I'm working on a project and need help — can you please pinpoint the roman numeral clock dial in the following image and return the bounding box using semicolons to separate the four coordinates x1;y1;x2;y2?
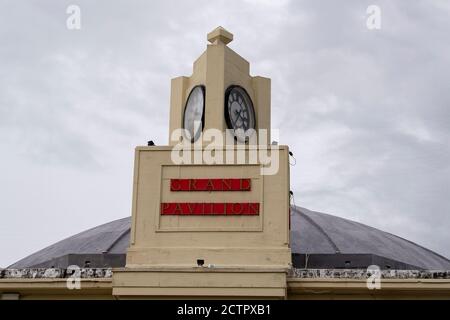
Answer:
224;86;256;142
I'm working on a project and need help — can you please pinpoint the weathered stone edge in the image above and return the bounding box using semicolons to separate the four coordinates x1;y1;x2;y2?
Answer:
0;268;112;279
289;268;450;279
2;268;450;279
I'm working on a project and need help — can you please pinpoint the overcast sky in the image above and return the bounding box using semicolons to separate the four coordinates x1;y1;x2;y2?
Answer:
1;0;449;267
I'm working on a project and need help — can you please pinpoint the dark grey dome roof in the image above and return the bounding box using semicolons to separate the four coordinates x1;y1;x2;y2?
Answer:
9;207;450;270
290;207;450;270
9;217;131;269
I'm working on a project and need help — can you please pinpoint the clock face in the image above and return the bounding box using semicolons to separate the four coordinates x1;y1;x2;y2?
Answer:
183;86;205;142
224;86;256;142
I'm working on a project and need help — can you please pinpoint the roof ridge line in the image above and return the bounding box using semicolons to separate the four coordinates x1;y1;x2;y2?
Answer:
103;228;131;253
292;206;341;254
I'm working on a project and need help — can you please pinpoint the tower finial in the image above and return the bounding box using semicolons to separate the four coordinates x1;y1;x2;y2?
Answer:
207;26;233;45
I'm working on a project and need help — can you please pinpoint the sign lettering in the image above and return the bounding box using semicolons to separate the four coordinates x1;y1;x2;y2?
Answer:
161;202;259;215
170;179;251;192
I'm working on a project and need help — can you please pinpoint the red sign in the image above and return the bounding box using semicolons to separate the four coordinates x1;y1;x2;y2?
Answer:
170;179;251;192
161;202;259;215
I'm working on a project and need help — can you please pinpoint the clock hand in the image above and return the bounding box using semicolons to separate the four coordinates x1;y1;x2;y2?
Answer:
235;109;248;120
233;109;244;126
234;109;249;127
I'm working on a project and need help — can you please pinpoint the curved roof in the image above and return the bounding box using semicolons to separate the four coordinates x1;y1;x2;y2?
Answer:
9;217;131;269
9;207;450;270
290;207;450;270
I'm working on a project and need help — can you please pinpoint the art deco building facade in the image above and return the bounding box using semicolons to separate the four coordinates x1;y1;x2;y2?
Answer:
1;27;449;300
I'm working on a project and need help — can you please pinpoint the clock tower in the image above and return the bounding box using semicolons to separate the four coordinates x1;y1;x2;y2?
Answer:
169;26;271;145
112;27;291;299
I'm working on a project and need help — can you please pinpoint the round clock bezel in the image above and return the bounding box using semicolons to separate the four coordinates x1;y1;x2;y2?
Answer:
183;85;205;143
224;85;256;141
